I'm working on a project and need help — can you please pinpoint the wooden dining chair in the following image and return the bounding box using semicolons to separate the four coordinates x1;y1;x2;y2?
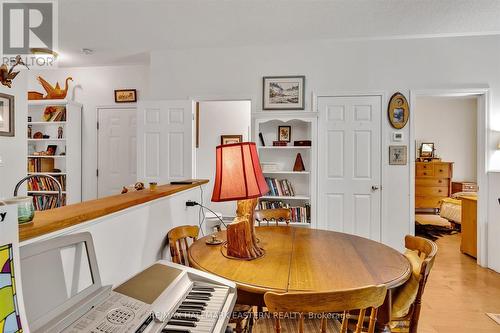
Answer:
167;225;199;266
167;225;252;333
260;285;387;333
391;235;438;333
255;208;292;226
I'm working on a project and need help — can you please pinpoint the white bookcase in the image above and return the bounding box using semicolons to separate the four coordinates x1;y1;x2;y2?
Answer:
27;100;82;209
254;112;317;227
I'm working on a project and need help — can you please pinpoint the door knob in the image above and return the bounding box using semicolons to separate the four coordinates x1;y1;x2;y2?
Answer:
371;185;380;191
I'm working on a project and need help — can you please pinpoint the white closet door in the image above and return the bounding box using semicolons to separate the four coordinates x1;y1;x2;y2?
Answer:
97;107;137;198
317;95;382;240
137;100;193;184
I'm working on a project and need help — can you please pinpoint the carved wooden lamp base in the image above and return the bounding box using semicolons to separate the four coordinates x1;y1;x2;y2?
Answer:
223;198;264;260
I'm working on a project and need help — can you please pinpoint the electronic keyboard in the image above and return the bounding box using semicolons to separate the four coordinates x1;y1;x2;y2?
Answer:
20;233;237;333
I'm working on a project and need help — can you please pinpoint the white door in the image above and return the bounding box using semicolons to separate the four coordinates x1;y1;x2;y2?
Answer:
97;107;137;198
137;100;193;184
317;95;382;240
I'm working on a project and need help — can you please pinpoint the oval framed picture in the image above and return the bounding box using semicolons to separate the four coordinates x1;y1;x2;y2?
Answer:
388;92;409;129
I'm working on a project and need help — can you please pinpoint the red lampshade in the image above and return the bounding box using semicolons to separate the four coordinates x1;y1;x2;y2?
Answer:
211;142;269;202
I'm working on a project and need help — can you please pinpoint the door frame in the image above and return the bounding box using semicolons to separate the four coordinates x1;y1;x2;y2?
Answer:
189;94;254;179
316;91;386;239
96;104;137;198
409;88;490;267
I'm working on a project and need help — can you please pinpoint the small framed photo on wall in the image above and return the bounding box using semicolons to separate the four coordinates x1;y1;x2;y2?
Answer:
114;89;137;103
389;145;407;165
0;93;14;137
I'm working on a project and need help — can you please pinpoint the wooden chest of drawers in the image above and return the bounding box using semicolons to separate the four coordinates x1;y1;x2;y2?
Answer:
451;181;478;194
415;162;453;209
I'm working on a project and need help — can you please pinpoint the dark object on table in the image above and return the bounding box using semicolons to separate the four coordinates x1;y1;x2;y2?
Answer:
134;182;145;190
272;141;288;146
259;132;265;146
170;180;194;185
293;153;305;172
42;134;50;139
293;140;311;146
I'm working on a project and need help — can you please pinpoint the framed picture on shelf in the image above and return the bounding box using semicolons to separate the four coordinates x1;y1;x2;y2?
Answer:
262;76;305;110
114;89;137;103
46;145;58;156
278;126;291;142
221;135;243;145
0;93;14;137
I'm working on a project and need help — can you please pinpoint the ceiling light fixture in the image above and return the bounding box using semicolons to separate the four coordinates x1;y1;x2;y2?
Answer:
81;48;94;55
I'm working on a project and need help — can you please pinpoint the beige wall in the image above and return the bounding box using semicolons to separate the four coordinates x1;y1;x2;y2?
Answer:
415;96;477;182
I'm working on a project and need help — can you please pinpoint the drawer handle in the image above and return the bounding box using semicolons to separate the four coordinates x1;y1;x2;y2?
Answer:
423;172;427;175
438;180;442;183
439;169;443;172
438;189;442;193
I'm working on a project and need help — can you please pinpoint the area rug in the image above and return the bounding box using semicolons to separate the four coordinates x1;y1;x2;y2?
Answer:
415;222;459;241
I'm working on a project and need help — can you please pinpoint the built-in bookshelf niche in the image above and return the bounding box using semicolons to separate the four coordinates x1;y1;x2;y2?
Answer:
254;115;317;227
27;99;82;210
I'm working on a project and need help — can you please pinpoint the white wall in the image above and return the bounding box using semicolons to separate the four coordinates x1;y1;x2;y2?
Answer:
0;72;27;199
196;101;251;218
20;186;204;287
148;35;500;271
28;65;150;201
415;96;477;182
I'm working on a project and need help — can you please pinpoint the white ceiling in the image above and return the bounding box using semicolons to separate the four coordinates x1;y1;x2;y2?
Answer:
57;0;500;67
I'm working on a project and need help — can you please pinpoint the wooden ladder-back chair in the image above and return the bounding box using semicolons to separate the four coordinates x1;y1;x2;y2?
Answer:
263;285;387;333
391;235;438;333
167;225;199;266
255;208;292;226
167;225;252;333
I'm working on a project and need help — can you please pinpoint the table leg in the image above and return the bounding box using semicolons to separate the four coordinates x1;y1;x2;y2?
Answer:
375;289;392;333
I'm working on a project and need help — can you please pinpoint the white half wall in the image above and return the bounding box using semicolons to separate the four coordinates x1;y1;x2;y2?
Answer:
0;72;27;199
415;96;477;182
196;101;251;218
148;35;500;271
27;65;150;201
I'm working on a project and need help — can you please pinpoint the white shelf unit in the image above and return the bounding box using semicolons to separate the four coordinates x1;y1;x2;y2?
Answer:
27;100;82;208
254;113;317;227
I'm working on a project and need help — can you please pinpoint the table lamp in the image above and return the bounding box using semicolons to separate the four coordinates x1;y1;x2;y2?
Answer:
211;142;269;260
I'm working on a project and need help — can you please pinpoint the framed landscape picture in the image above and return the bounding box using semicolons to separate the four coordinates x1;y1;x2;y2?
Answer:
0;93;14;137
263;76;305;110
114;89;137;103
221;135;243;145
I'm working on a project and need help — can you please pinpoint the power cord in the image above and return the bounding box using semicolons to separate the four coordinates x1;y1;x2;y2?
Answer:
186;200;228;229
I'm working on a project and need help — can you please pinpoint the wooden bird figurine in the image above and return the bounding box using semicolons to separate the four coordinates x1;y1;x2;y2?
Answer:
0;55;29;88
37;76;73;99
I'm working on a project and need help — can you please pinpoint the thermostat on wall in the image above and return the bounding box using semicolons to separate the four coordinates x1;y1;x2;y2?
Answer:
393;132;404;142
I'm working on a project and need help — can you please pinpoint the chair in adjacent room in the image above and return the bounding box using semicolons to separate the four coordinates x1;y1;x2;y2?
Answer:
166;225;252;333
390;235;438;333
257;285;387;333
255;208;292;226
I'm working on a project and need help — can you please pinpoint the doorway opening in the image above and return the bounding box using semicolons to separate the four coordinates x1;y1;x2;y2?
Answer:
194;100;252;222
411;90;488;266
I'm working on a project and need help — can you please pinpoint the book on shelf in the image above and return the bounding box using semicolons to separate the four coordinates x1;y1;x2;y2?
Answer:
28;157;54;172
258;200;310;223
27;175;66;192
29;193;66;211
265;177;295;197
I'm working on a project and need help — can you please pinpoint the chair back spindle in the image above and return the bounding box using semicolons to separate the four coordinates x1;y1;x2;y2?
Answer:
167;225;199;266
264;285;387;333
255;208;292;226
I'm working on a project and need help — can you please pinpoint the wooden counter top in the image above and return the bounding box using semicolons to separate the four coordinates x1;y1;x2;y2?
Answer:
19;180;208;242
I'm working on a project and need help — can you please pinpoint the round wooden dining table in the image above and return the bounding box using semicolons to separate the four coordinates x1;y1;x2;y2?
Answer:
188;226;411;332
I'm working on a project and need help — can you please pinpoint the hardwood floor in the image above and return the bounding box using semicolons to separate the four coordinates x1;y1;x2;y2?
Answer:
418;234;500;332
